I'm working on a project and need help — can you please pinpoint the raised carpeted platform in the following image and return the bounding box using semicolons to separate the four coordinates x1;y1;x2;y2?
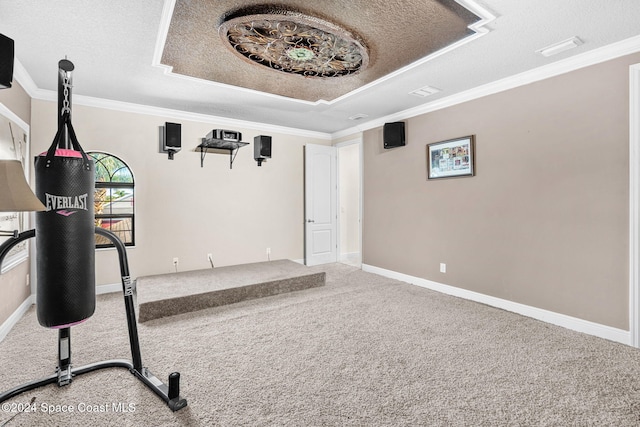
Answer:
136;259;325;322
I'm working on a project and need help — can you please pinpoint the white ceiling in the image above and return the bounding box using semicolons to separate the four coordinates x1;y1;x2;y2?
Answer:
2;0;640;137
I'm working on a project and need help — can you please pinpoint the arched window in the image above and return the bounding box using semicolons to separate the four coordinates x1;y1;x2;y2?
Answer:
88;152;135;248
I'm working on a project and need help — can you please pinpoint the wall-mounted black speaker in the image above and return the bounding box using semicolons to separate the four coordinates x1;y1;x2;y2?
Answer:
383;122;405;149
161;122;181;160
164;122;181;150
254;135;271;166
0;34;15;89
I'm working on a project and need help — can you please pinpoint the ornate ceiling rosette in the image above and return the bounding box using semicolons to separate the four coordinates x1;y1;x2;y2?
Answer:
218;6;369;78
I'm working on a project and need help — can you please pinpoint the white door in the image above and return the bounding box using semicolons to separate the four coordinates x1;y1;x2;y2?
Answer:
304;144;337;266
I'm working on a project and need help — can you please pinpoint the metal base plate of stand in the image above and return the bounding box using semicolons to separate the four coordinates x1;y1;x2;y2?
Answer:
0;228;187;412
0;360;186;412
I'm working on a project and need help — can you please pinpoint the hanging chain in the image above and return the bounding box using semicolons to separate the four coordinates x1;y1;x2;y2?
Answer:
61;72;72;115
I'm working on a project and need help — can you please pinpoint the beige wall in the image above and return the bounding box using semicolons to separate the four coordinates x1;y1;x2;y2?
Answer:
0;82;30;125
363;53;640;330
30;100;329;285
339;143;360;255
0;82;32;324
334;132;363;145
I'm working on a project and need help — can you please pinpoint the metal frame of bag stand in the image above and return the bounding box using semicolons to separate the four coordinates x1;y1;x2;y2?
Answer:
0;227;187;412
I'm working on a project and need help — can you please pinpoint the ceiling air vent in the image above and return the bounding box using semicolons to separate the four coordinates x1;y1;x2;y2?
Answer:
409;85;441;97
348;113;369;121
536;36;582;57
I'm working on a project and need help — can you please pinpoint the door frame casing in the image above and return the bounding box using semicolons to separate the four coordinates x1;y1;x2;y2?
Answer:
629;63;640;347
335;137;363;266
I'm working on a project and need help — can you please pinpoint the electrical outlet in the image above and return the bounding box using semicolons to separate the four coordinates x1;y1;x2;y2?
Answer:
440;263;446;273
173;257;179;265
266;247;271;255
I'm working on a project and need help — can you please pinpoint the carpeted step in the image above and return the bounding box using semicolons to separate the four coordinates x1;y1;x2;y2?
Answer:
136;259;325;322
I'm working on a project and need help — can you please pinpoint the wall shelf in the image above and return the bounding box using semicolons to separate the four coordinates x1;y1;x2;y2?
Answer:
197;138;249;169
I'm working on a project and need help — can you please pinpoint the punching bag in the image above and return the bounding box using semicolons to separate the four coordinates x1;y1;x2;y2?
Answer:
34;112;95;328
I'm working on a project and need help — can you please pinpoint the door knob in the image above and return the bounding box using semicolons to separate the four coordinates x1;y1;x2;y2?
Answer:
307;219;314;223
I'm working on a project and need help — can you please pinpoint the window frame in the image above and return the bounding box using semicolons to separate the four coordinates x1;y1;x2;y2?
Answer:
88;151;135;249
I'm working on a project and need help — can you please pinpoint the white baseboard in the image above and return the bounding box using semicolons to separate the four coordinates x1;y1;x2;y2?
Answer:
0;295;35;343
96;283;122;295
362;264;631;346
0;283;120;343
340;252;361;261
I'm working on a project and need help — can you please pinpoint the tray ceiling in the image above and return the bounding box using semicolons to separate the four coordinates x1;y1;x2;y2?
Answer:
161;0;481;102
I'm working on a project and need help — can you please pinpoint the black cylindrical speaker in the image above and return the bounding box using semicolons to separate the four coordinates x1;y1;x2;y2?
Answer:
34;114;95;328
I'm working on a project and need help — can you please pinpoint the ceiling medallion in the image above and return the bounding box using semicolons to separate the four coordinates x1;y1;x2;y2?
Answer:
219;6;369;78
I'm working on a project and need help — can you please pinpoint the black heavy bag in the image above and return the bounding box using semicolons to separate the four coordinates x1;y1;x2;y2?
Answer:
34;113;95;328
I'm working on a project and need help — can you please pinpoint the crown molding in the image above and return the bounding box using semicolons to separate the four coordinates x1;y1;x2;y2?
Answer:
16;77;331;140
332;33;640;139
14;48;330;140
58;91;333;140
12;58;38;96
152;0;177;69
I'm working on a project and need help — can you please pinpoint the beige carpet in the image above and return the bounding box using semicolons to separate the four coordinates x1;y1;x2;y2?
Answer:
136;260;326;322
1;263;640;426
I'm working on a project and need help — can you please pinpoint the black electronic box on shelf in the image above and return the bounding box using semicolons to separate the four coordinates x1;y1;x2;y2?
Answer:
207;129;242;143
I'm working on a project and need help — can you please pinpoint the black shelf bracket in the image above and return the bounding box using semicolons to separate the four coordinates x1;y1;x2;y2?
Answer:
197;138;249;169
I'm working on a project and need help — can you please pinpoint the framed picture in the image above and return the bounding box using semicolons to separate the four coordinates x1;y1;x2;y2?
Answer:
0;103;31;273
427;135;475;179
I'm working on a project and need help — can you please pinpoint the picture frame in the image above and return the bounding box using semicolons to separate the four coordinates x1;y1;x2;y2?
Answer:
426;135;475;180
0;102;31;273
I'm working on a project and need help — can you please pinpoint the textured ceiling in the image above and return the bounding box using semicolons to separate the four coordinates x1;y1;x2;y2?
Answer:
1;1;640;135
162;0;480;102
